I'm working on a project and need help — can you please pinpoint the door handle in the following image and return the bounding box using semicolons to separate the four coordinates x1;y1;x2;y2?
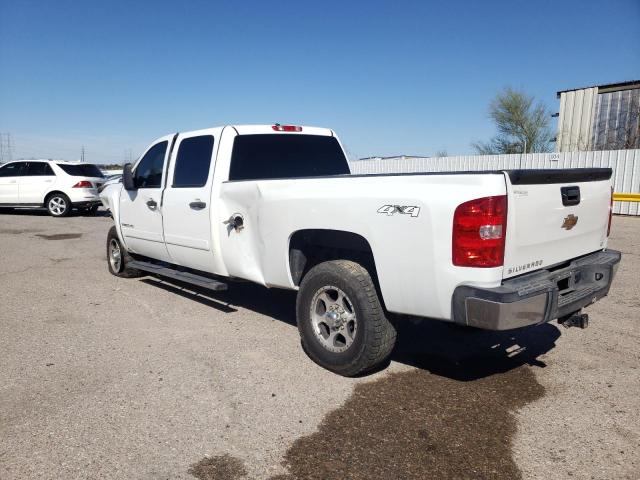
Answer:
189;201;206;210
146;199;158;210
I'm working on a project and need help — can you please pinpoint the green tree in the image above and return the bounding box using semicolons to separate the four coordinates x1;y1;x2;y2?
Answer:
473;87;553;154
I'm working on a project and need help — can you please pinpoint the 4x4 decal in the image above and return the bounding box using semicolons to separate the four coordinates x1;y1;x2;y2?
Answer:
377;205;421;217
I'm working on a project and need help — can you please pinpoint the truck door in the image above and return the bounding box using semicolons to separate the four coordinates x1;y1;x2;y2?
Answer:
119;137;172;262
162;131;217;272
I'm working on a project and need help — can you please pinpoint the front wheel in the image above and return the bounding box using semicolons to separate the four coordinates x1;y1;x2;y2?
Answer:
106;226;141;278
296;260;397;377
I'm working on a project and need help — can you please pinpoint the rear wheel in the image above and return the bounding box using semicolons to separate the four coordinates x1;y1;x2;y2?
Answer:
46;193;71;217
106;226;141;278
296;260;397;376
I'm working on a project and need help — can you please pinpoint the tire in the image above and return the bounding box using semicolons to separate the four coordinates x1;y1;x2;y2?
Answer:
106;226;141;278
296;260;397;377
46;193;71;217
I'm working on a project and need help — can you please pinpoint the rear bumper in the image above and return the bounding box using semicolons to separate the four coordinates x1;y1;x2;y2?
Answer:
67;189;100;205
72;200;101;208
452;249;621;330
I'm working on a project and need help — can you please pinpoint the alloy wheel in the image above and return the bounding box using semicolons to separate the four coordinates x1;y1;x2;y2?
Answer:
310;285;358;353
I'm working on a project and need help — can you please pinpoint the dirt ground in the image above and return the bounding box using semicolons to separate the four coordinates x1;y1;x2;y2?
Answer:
0;210;638;479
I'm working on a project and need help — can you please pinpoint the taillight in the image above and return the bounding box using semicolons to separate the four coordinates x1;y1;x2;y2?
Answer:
272;124;302;132
72;180;93;188
607;187;613;236
453;195;507;267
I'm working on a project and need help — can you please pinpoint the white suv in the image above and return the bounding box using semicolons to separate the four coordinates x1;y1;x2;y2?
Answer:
0;160;105;217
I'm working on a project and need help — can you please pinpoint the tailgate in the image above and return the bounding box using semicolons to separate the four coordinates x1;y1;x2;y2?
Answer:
502;168;612;279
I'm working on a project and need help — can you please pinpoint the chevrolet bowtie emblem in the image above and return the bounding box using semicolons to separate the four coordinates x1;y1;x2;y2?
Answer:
562;214;578;230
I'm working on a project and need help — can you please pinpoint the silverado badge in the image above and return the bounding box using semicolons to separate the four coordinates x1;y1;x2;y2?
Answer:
562;214;578;230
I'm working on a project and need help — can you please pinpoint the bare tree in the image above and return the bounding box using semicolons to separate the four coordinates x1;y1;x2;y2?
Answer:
473;87;554;154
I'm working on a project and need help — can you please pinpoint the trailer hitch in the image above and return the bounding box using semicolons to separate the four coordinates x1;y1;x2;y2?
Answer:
559;312;589;329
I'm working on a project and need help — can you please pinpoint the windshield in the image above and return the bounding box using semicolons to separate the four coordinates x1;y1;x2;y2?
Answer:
56;163;105;178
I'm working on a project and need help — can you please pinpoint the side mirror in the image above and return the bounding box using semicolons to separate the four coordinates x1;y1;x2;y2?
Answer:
122;163;136;190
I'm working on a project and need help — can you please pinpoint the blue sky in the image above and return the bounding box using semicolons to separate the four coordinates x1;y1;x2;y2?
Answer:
1;0;639;163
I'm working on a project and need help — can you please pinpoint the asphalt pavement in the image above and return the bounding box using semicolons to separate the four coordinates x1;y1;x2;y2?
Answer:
0;209;638;479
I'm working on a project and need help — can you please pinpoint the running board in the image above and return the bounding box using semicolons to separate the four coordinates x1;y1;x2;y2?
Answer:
128;260;228;291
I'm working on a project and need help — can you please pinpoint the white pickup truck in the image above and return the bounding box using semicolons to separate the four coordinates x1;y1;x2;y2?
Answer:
100;124;621;376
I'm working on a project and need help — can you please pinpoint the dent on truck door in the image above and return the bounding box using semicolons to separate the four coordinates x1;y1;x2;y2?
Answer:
119;139;172;262
161;133;217;272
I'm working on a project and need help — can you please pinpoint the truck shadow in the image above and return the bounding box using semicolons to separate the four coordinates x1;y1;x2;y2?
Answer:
387;317;560;381
141;278;298;321
142;277;560;382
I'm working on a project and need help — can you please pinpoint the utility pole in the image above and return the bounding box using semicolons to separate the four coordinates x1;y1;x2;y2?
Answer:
81;146;85;162
0;133;13;164
123;148;132;165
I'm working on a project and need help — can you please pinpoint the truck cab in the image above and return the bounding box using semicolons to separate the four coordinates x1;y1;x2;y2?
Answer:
106;125;349;276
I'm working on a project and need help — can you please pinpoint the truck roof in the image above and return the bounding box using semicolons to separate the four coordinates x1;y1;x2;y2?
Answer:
176;124;334;137
231;125;334;136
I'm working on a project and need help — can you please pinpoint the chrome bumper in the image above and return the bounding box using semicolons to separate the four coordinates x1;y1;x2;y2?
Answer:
452;249;621;331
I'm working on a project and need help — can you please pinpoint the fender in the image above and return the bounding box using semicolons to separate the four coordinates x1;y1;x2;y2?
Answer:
100;183;129;250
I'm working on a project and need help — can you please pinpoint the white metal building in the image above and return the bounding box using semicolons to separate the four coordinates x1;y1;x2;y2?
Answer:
556;80;640;152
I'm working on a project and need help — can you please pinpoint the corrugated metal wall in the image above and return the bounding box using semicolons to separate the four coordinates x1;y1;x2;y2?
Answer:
349;149;640;215
592;88;640;150
557;87;598;152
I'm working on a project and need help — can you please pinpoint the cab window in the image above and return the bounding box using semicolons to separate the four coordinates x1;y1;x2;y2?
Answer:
134;141;168;188
173;135;214;188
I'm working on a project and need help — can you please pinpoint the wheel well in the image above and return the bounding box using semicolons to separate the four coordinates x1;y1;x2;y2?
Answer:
289;229;378;287
43;190;67;206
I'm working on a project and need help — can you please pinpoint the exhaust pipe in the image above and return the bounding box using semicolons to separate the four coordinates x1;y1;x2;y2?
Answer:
559;312;589;329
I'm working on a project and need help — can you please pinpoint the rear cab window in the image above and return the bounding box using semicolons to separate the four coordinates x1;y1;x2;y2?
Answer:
57;163;104;178
229;134;350;181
